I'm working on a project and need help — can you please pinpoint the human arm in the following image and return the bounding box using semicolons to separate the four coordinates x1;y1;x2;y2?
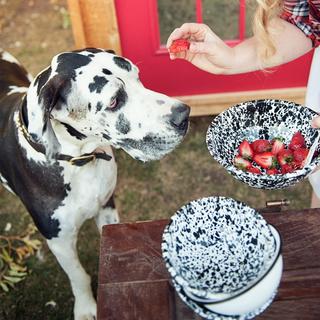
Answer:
167;19;313;75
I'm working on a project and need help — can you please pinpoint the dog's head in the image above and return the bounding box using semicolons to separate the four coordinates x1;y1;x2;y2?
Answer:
26;48;189;162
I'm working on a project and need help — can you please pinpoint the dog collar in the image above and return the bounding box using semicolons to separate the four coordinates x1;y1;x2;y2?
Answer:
17;105;112;166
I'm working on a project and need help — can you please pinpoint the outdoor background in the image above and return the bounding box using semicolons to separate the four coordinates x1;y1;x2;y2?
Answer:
0;0;312;319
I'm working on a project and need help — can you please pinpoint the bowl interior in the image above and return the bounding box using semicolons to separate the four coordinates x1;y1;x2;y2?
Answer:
206;99;320;174
162;197;277;295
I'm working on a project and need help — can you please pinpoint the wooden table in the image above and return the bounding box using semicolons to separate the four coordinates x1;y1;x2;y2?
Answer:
97;208;320;320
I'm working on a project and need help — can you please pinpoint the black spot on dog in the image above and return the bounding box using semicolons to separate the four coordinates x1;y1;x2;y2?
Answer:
34;67;52;96
56;52;91;79
102;68;112;75
61;122;87;140
105;49;115;54
102;133;111;140
88;76;108;93
73;47;104;54
113;56;132;72
88;54;95;58
115;113;131;134
96;101;103;113
102;194;116;209
88;103;92;111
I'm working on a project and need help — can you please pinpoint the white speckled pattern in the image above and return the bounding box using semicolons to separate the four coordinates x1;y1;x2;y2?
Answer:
206;99;320;189
162;197;277;296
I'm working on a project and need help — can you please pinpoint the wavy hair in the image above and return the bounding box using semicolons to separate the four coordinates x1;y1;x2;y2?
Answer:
253;0;283;65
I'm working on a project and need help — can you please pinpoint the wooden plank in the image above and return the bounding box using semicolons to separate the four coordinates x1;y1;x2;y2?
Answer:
97;280;175;320
257;298;320;319
98;219;168;284
176;87;307;116
67;0;122;53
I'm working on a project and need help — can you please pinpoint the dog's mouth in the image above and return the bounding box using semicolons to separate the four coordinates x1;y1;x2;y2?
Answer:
117;132;186;162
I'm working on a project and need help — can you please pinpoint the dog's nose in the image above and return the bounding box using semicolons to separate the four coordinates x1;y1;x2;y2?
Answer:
170;104;190;132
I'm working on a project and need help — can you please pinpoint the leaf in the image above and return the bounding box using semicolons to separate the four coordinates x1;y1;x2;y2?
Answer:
0;282;9;292
3;275;24;283
8;269;27;277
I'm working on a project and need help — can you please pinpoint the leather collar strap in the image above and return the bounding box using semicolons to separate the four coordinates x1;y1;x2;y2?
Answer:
17;107;112;166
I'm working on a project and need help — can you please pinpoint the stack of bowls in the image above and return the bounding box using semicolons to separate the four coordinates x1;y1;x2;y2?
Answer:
162;196;283;320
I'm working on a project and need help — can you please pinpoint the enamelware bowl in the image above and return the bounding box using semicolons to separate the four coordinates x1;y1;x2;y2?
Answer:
162;196;283;319
206;99;320;189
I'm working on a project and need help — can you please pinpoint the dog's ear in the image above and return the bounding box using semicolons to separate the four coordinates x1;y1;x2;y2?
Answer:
28;75;68;162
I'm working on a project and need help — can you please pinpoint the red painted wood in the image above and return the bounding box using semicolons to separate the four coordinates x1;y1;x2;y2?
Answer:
239;0;246;40
114;0;313;96
195;0;203;23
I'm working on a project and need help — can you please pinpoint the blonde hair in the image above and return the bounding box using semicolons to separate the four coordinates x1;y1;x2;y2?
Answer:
253;0;283;65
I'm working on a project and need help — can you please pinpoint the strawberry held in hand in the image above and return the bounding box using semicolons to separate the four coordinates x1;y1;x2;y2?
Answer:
169;39;190;53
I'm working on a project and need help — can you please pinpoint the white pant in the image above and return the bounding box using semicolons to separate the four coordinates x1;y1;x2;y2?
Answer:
306;47;320;198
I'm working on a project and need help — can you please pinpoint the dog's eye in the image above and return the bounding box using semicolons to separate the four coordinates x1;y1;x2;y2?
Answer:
109;97;117;109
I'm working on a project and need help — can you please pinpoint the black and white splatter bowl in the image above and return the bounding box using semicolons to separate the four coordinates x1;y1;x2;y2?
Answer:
162;197;283;319
206;99;320;189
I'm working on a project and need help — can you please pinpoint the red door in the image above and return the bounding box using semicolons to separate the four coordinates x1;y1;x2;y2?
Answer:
114;0;314;97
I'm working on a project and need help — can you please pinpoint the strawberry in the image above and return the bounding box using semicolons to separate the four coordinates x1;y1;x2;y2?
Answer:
234;155;252;171
289;131;306;150
251;139;272;154
253;152;277;169
169;39;190;53
247;166;262;174
293;148;309;168
238;140;253;160
266;168;280;175
271;137;285;156
281;163;295;174
277;149;293;166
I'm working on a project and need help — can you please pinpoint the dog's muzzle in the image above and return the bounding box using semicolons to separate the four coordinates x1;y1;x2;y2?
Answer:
170;103;190;134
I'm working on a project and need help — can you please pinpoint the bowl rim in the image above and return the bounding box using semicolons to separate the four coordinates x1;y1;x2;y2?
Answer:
206;99;320;183
162;196;282;304
182;224;282;304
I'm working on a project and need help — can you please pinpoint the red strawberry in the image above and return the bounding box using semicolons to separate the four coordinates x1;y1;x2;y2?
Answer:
248;167;262;174
266;168;280;175
271;137;285;156
281;163;295;174
289;131;306;151
253;152;277;169
277;149;293;166
251;140;272;154
293;148;309;168
238;140;254;160
234;155;252;171
169;39;190;53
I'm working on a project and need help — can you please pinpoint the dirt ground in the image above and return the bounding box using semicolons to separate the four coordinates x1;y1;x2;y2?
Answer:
0;1;313;319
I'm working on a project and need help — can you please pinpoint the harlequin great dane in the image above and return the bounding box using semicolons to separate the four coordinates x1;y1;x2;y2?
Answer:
0;48;189;319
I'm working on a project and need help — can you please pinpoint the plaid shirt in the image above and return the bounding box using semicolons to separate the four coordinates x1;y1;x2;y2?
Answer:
281;0;320;46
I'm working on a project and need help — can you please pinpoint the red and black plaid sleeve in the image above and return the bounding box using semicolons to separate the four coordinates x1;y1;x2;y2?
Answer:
281;0;320;47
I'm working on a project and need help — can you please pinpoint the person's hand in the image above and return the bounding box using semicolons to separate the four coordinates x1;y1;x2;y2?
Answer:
166;23;236;74
311;116;320;129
